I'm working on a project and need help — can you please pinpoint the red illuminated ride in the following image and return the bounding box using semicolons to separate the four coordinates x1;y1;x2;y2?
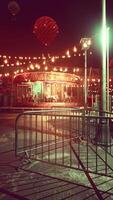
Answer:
33;16;59;46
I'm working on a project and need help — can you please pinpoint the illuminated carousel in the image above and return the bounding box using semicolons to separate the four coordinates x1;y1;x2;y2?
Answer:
13;70;82;108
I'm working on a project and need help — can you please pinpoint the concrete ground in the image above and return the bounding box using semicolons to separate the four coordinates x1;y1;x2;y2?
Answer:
0;112;113;200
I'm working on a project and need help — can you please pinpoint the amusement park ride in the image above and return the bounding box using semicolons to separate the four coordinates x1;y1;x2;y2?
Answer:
0;1;113;111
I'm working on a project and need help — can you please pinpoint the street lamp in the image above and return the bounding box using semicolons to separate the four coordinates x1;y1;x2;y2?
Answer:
80;38;92;109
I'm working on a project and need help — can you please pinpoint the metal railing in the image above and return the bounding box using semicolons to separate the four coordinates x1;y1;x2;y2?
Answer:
15;108;113;175
15;108;113;199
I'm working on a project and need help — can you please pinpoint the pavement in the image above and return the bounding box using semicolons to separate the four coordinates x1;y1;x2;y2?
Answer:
0;112;113;200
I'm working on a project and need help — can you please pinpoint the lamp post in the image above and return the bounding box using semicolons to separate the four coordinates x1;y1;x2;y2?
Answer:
107;27;110;112
80;38;91;110
98;0;111;145
101;0;107;113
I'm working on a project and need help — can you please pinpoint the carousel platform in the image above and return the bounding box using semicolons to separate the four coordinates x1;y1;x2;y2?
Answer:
0;102;81;113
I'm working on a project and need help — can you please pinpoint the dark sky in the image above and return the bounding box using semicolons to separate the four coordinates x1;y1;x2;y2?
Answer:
0;0;113;57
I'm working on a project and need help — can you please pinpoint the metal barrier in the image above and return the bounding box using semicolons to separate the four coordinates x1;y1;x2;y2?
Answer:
15;108;113;176
15;108;113;199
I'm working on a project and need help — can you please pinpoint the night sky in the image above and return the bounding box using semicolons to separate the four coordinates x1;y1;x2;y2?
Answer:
0;0;113;57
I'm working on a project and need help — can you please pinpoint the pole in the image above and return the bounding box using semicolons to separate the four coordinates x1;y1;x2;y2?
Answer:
101;0;107;112
98;0;110;145
107;27;110;112
84;49;87;109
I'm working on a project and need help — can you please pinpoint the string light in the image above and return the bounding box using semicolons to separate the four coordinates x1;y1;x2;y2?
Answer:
4;59;8;64
51;57;55;62
73;46;77;52
0;42;106;97
45;66;48;71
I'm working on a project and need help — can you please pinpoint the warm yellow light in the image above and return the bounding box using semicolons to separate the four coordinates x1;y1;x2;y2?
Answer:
43;60;46;65
37;65;40;69
19;57;23;60
16;61;20;66
75;77;78;81
42;54;46;60
64;68;68;72
51;57;55;62
62;55;66;58
55;56;59;59
66;50;69;55
83;42;88;49
66;50;70;57
45;66;48;70
53;67;57;71
5;73;9;77
73;46;77;52
30;64;34;70
35;64;40;69
4;59;8;64
80;38;92;50
87;39;91;46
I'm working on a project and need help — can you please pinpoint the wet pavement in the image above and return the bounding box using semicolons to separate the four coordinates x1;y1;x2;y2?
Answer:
0;112;113;200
